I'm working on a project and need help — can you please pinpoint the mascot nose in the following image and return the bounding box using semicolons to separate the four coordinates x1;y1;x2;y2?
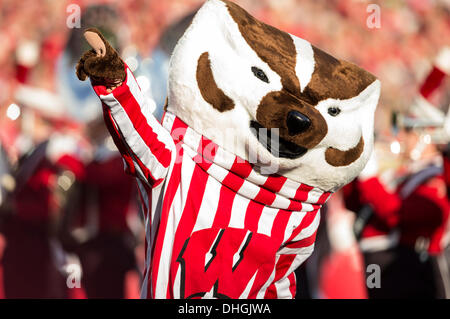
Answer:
287;111;311;135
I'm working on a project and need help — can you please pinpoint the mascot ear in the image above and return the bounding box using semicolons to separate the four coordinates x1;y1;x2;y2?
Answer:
76;28;126;85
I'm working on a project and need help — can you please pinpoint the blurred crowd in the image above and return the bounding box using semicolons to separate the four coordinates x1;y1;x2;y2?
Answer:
0;0;450;299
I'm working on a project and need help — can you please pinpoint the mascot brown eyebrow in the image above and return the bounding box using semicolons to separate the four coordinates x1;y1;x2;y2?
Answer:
77;0;380;299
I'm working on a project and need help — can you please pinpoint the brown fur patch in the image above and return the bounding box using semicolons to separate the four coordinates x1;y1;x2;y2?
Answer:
302;47;377;105
224;0;300;94
196;52;235;112
163;97;169;111
325;136;365;167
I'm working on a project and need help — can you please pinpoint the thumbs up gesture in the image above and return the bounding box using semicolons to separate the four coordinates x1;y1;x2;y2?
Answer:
76;28;126;91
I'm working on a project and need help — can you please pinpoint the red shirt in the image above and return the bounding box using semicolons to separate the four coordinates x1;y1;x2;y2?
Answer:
81;154;136;233
343;172;450;255
14;153;85;223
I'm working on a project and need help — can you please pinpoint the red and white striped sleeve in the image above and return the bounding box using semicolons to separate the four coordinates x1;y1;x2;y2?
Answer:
92;66;174;187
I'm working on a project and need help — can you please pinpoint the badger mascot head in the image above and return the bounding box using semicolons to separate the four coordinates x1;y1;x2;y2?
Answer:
167;0;380;192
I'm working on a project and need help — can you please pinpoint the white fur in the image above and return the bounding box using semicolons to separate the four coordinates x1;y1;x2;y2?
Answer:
167;0;380;192
291;36;315;92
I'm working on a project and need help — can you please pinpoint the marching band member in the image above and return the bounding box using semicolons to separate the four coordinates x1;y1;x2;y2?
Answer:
344;47;450;298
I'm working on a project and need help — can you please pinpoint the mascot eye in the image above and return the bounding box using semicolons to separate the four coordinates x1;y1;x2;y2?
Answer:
328;107;341;117
251;67;269;83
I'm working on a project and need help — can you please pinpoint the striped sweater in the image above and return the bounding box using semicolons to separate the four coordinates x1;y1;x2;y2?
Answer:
93;66;332;299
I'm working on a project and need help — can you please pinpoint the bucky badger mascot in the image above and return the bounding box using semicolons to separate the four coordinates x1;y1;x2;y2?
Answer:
76;0;380;299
